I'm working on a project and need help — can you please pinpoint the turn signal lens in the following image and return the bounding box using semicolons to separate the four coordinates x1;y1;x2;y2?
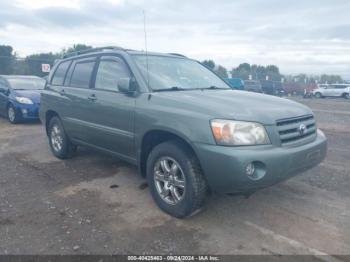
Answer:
212;126;222;141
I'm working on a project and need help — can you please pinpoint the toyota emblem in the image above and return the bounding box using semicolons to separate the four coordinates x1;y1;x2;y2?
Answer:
298;124;307;135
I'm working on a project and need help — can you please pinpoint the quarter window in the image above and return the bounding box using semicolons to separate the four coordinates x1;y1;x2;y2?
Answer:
95;59;131;91
70;61;95;88
51;61;71;86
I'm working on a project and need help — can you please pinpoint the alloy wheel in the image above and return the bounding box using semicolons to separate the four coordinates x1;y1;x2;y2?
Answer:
50;124;64;152
153;157;186;205
8;107;15;122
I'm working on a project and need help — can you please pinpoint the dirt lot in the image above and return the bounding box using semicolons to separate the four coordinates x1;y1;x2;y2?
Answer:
0;97;349;257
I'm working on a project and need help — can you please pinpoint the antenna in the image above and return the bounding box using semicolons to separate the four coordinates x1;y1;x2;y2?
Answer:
143;10;150;90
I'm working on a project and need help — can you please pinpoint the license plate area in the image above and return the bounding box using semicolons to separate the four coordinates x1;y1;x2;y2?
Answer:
307;150;321;161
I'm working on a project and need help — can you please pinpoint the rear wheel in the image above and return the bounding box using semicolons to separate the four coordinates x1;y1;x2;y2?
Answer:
146;141;208;218
48;116;76;159
7;104;19;124
343;93;349;99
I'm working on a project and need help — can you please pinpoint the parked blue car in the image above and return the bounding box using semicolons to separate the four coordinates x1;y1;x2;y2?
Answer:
0;75;45;123
224;77;244;90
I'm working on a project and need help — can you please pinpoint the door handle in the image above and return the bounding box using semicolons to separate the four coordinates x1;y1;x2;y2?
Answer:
59;89;65;96
87;94;97;102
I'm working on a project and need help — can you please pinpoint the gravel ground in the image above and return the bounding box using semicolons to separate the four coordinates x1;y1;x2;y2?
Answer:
0;97;349;257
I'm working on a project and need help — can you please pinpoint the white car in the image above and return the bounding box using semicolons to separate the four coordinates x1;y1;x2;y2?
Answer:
313;84;350;99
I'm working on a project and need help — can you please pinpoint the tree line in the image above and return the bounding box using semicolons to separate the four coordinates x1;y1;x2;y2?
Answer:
202;60;344;84
0;44;92;77
0;44;345;84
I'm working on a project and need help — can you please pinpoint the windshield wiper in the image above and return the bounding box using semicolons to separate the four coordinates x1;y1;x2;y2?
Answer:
152;86;187;92
200;86;229;90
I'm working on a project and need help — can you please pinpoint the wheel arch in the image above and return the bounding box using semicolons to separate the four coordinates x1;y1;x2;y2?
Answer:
139;129;199;178
45;110;60;135
6;102;22;122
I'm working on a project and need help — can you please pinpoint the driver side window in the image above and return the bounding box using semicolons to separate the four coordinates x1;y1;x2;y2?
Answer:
95;58;131;92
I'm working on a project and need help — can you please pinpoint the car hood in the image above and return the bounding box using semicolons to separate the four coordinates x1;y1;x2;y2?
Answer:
151;90;313;125
13;90;42;104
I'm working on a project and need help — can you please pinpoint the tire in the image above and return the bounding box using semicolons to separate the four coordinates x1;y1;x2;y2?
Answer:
146;140;208;218
343;93;349;99
7;104;20;124
48;116;76;159
315;92;322;98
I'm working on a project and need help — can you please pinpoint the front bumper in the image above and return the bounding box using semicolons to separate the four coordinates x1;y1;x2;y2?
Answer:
194;129;327;193
14;102;40;120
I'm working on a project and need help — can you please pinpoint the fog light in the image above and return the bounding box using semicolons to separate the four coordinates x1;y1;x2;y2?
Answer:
246;163;255;176
246;161;266;181
21;109;28;115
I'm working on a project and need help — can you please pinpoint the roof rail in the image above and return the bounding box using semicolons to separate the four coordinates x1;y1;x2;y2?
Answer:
63;46;124;59
168;53;187;58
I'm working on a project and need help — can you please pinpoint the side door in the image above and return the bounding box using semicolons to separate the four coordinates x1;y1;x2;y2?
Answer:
322;86;332;96
0;79;10;116
46;60;72;122
333;85;346;97
327;85;343;97
61;57;98;143
84;55;136;161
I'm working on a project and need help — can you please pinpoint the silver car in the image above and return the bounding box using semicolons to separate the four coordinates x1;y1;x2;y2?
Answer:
313;84;350;99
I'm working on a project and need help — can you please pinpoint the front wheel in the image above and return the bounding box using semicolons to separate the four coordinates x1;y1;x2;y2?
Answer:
343;93;349;99
7;104;20;124
48;116;76;159
146;141;208;218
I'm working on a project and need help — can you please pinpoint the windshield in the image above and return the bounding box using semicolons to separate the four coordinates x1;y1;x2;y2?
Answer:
7;78;46;90
132;55;230;91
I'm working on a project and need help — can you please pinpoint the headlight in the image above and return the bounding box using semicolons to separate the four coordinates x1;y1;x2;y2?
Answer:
211;119;270;146
15;97;33;104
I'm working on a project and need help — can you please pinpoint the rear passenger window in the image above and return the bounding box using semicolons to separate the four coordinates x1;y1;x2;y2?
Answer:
95;58;131;92
51;61;71;86
70;61;95;88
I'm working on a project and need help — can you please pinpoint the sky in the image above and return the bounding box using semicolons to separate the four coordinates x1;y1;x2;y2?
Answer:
1;0;350;78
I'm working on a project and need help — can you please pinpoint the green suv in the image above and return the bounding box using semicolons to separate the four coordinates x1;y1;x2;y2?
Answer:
39;47;327;218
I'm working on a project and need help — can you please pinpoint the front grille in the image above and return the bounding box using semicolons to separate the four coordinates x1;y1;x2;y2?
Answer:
276;115;317;145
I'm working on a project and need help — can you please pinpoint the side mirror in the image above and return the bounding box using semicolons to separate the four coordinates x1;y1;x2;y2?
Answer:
117;77;138;93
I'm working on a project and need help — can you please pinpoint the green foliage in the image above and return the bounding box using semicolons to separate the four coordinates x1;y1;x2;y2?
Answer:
216;65;228;78
201;60;228;78
24;52;60;77
231;63;282;81
61;44;93;57
1;44;346;83
284;74;343;84
201;60;215;70
12;59;28;75
0;44;93;77
231;63;251;80
0;45;14;74
320;74;343;84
